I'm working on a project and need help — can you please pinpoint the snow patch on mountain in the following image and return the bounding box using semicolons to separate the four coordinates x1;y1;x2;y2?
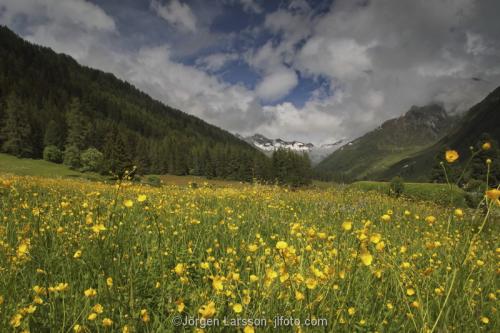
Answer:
238;133;346;164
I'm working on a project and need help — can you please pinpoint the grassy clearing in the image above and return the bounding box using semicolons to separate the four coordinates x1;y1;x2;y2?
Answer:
0;153;102;180
0;154;250;189
351;181;468;207
0;174;498;332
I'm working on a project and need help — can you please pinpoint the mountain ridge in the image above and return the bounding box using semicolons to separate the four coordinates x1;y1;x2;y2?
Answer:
378;86;500;181
314;104;458;182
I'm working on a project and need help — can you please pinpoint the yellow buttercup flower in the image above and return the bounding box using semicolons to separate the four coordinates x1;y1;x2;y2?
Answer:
106;277;113;288
305;278;317;289
232;303;243;313
102;318;113;327
91;224;106;234
341;221;352;231
276;241;288;250
93;303;104;314
88;313;97;321
84;288;97;298
174;263;185;275
123;199;133;208
370;233;381;244
10;313;23;327
359;250;373;266
140;309;150;323
137;194;147;202
17;240;30;257
381;214;391;222
198;301;216;318
212;276;224;291
445;150;459;163
482;142;491;150
73;250;82;259
244;326;255;333
176;300;185;313
485;189;500;205
295;291;305;300
375;241;385;252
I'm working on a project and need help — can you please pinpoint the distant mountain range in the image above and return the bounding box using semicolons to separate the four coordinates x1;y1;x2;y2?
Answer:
314;104;459;182
237;133;345;164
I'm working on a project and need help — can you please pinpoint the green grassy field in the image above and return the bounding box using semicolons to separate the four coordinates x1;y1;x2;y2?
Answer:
351;181;469;207
0;154;247;188
0;172;498;332
0;153;102;180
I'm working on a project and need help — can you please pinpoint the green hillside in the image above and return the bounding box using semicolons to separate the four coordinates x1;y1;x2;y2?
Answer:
380;86;500;182
351;181;467;207
0;153;101;179
0;26;270;181
314;104;456;182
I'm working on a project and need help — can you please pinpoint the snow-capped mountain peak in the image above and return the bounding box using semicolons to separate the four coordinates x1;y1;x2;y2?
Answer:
238;133;346;164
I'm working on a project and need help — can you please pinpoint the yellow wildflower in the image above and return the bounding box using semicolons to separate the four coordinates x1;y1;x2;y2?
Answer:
305;278;317;289
276;241;288;250
244;326;255;333
92;304;104;314
10;314;22;328
445;150;459;163
102;318;113;327
360;250;373;266
232;303;243;313
140;309;150;323
341;220;352;231
84;288;97;298
73;250;82;259
174;263;186;275
198;301;216;318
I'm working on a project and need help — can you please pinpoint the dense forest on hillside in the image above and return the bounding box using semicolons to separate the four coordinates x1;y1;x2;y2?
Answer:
0;26;315;184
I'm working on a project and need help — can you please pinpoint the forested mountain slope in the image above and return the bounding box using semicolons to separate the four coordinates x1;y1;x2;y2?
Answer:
0;26;270;180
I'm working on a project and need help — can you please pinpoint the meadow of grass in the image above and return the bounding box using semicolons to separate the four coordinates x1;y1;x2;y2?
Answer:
0;174;498;332
0;153;102;181
351;181;469;207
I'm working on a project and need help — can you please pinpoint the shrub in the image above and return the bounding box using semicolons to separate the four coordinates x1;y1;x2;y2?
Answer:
63;145;81;169
80;147;104;172
43;145;63;163
389;176;405;197
144;175;162;187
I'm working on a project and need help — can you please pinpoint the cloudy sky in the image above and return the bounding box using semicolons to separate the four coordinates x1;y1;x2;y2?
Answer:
1;0;500;144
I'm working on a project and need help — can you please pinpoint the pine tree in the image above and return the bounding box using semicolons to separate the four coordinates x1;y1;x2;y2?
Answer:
65;98;89;150
102;127;132;176
44;119;64;148
0;93;33;157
